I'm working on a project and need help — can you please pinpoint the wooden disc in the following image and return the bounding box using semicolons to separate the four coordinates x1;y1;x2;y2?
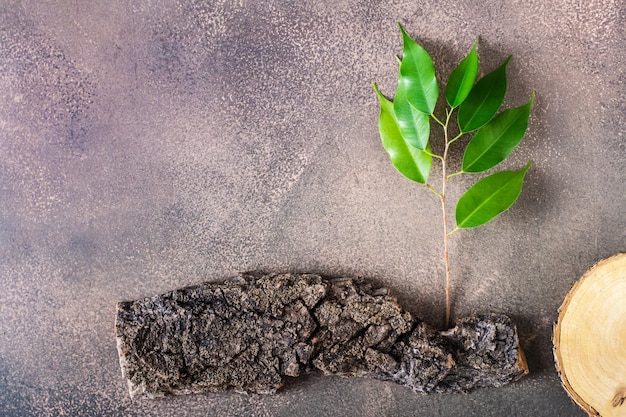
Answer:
554;253;626;417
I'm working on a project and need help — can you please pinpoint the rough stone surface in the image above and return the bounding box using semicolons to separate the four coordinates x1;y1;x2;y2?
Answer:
115;274;527;398
1;0;624;415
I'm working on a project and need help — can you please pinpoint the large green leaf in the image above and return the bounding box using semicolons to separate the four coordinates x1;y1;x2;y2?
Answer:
457;56;510;133
445;40;479;108
398;23;438;115
394;77;431;150
373;83;432;184
455;162;532;228
462;93;534;172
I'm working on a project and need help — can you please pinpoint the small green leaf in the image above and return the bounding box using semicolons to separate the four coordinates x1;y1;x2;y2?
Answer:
462;93;534;172
398;23;438;115
457;56;510;133
455;161;532;228
394;78;431;150
373;82;432;184
446;39;479;108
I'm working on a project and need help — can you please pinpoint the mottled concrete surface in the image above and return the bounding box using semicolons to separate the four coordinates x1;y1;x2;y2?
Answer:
0;0;624;416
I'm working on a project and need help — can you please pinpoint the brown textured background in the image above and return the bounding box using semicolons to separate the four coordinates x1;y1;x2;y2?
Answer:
1;1;624;415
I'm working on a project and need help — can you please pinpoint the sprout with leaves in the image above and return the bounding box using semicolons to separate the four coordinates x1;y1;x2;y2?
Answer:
373;23;534;329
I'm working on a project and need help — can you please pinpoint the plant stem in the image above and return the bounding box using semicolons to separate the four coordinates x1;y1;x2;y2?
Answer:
448;132;464;145
426;183;443;199
440;108;453;329
431;113;445;128
448;226;460;236
447;170;465;179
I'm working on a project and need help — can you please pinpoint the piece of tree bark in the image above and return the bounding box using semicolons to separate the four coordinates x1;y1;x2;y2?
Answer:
554;253;626;417
115;273;528;398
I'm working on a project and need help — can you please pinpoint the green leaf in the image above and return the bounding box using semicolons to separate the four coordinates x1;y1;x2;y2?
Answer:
446;39;479;108
373;82;432;184
398;23;438;115
457;56;510;133
455;161;532;228
462;93;534;172
394;78;431;150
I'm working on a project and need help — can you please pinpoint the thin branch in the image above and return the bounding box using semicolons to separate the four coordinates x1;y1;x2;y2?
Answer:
426;184;443;199
440;107;454;329
448;227;460;236
447;170;465;179
431;113;445;127
447;131;464;146
425;150;444;161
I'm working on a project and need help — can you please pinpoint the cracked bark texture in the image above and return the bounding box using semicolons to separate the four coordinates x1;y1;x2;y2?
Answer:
115;273;528;398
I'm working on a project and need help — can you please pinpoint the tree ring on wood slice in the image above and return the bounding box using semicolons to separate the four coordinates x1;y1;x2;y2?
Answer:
554;253;626;417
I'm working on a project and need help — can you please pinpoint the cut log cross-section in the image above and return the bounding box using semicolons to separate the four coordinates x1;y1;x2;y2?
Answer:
554;253;626;417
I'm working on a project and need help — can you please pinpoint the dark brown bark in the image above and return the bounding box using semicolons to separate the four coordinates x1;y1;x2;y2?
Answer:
115;273;528;398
